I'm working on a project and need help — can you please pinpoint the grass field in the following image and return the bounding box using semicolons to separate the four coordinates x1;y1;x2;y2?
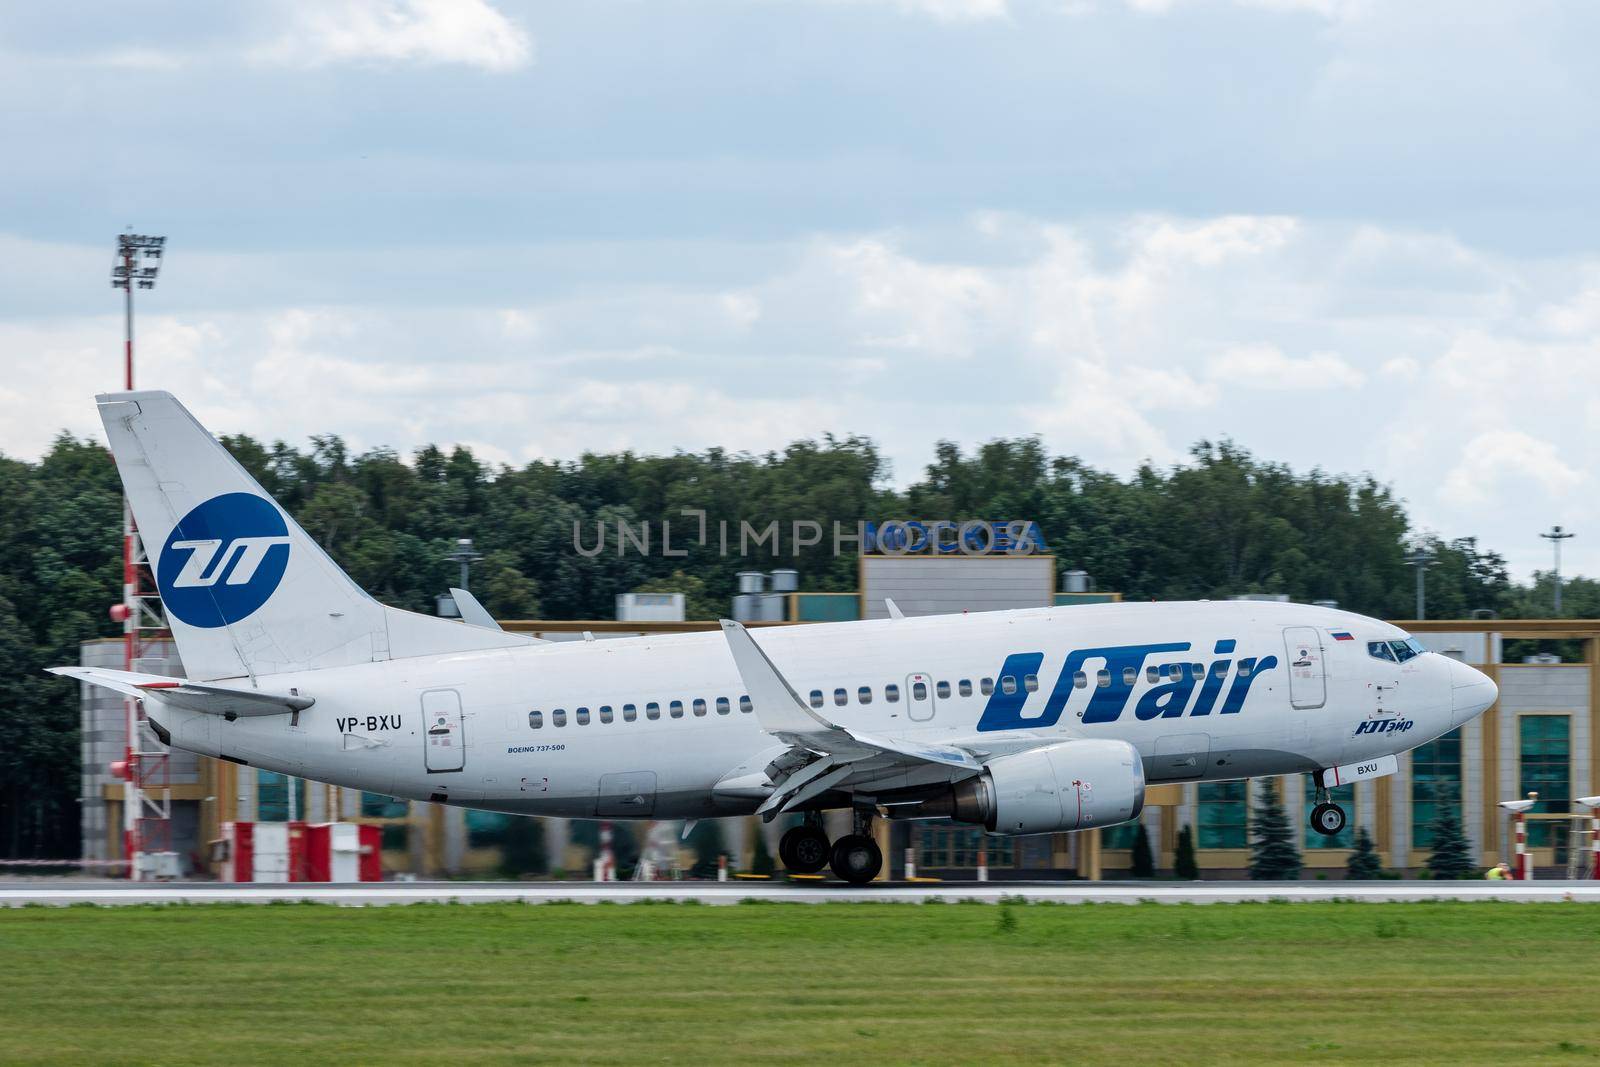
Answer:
3;901;1600;1065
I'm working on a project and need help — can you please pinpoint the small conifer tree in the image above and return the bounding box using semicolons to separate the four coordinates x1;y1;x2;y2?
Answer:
1426;781;1475;880
1345;825;1382;879
1130;822;1155;878
750;828;776;876
1248;780;1302;880
1174;825;1200;880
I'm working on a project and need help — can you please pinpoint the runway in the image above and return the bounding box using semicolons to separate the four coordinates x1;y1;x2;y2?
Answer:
5;879;1600;906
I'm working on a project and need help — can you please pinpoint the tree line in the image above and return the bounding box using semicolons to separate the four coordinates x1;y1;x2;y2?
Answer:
0;430;1565;859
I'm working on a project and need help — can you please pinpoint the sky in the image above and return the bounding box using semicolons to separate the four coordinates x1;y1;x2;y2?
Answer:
2;0;1599;581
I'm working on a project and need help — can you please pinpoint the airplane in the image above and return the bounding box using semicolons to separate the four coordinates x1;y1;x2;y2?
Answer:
54;391;1500;884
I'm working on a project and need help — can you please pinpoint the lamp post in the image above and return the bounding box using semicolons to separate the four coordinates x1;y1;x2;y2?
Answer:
110;231;168;879
1540;525;1575;615
1405;548;1435;620
445;537;484;591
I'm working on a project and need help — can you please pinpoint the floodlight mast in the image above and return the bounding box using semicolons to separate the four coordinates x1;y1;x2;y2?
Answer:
110;232;171;879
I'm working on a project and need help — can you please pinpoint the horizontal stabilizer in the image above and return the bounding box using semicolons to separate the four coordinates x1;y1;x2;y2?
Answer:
48;666;312;718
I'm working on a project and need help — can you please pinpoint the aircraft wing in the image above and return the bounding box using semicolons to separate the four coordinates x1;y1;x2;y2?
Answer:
717;620;981;817
48;666;313;717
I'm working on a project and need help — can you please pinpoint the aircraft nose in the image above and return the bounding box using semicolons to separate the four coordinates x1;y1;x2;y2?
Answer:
1448;658;1497;726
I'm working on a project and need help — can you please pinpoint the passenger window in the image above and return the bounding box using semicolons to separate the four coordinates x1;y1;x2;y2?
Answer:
646;701;661;720
885;683;900;703
1191;663;1203;678
739;695;753;713
858;686;872;705
623;703;637;723
1167;665;1182;681
528;710;543;729
936;680;951;699
1023;674;1038;693
981;677;994;696
1073;671;1087;689
1238;663;1252;678
716;696;730;715
552;708;567;727
958;679;972;697
1146;666;1160;683
1001;676;1017;695
1122;667;1137;686
913;680;928;700
809;689;824;709
576;707;591;725
692;698;707;717
670;700;684;719
599;705;614;724
834;688;848;707
1096;670;1110;688
1212;662;1227;677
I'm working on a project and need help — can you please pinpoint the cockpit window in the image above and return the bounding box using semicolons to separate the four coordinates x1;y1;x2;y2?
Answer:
1367;641;1396;663
1390;637;1428;663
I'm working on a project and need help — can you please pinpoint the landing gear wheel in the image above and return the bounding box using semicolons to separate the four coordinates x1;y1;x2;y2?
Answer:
779;826;831;874
1310;802;1347;837
829;834;883;885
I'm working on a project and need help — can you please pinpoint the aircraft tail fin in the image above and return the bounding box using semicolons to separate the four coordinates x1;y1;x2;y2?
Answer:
96;391;531;683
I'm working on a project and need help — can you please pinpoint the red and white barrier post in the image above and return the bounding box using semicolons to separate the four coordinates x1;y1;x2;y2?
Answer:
1578;796;1600;879
1499;793;1538;881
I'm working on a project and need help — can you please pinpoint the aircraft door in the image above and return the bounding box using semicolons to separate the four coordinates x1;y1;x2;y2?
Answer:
1284;627;1326;710
906;673;936;722
422;689;466;772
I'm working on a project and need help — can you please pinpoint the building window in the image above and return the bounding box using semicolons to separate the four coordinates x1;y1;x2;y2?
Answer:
670;700;684;719
599;705;614;724
1197;781;1248;849
1101;821;1142;849
858;686;872;705
716;696;731;715
645;702;660;721
622;703;637;722
528;711;543;729
885;684;900;703
1520;714;1571;848
917;827;1015;869
256;770;304;822
1304;777;1354;848
693;698;707;717
575;707;591;726
1411;728;1462;847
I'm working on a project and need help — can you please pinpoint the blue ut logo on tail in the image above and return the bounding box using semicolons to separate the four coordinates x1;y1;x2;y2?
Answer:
158;493;291;628
976;640;1279;731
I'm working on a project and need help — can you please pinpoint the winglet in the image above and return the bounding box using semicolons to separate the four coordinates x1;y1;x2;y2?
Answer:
884;597;905;620
718;619;841;739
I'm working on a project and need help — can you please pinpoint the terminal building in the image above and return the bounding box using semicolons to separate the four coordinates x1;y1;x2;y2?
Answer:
78;532;1599;880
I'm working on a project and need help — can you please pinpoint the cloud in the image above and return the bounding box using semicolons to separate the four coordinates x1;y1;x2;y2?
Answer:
1438;430;1586;508
832;0;1012;21
1206;345;1367;389
253;0;533;71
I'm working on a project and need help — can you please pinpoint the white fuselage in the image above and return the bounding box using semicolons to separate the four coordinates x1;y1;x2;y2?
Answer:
147;600;1495;824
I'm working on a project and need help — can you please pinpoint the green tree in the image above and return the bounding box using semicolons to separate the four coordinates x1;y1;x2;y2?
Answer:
633;570;720;621
1130;822;1155;878
749;830;776;876
1174;825;1199;880
686;820;726;879
1346;826;1383;879
498;816;548;878
1426;781;1475;879
1248;782;1302;881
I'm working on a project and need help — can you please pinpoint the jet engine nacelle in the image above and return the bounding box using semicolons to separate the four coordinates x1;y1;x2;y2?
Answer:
947;738;1145;835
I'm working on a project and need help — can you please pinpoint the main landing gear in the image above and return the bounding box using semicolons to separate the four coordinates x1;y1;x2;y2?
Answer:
1309;784;1347;837
777;809;883;885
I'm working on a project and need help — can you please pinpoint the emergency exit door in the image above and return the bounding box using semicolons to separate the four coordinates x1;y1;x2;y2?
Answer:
422;689;465;772
906;673;936;722
1283;626;1326;710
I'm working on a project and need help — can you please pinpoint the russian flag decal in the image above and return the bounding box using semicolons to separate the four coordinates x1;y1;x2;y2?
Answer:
1330;630;1354;641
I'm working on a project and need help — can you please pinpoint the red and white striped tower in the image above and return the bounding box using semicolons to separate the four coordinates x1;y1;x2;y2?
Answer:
1499;794;1538;881
109;233;170;880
